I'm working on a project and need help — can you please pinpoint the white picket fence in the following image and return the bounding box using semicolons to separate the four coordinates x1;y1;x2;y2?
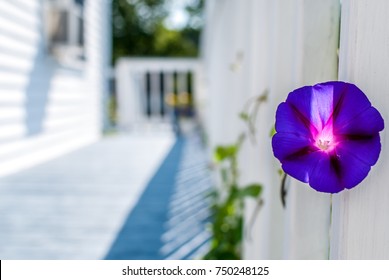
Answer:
201;0;389;259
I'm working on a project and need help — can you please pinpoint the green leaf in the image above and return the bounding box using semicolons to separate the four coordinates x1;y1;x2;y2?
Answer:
239;112;249;122
214;145;238;162
239;184;263;198
269;125;276;137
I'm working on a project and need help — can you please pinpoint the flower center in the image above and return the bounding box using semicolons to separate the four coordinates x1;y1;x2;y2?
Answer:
317;139;331;151
314;123;336;152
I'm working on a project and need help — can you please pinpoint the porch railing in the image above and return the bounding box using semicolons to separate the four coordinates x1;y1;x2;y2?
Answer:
115;58;200;131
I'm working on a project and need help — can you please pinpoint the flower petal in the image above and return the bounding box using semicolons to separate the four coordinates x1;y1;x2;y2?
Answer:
335;107;384;136
337;134;381;166
335;147;372;190
272;81;384;194
310;83;335;130
280;150;323;184
285;86;322;133
274;102;313;137
272;132;315;161
308;152;344;193
331;82;373;128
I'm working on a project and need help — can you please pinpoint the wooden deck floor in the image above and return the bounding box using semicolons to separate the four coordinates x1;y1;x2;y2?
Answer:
0;132;212;259
0;133;174;259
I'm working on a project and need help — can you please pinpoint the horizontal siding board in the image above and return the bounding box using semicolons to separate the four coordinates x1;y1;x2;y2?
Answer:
0;106;90;124
0;52;34;70
0;108;25;120
0;1;39;26
0;16;39;41
0;45;35;61
0;92;88;106
0;0;108;176
0;28;39;46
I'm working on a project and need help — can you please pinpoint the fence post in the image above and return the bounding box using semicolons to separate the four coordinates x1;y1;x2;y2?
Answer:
242;0;284;260
116;60;144;129
281;0;340;259
330;0;389;259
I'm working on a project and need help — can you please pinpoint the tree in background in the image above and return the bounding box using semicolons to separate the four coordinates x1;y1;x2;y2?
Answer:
111;0;204;64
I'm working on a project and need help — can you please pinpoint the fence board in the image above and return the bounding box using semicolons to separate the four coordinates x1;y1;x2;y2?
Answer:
241;0;284;260
282;0;340;260
330;0;389;259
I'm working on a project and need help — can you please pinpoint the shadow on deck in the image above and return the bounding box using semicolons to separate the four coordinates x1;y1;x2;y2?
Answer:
0;131;212;259
105;134;212;260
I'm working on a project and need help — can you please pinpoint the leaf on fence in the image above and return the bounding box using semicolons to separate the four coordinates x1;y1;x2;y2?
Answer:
239;184;262;198
214;145;238;162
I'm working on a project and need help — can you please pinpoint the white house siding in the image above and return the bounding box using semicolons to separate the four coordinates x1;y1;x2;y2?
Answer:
0;0;110;176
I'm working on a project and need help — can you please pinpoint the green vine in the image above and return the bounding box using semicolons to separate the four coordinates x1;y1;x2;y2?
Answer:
203;91;268;260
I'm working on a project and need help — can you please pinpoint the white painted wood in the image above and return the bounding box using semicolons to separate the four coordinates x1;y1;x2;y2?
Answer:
150;72;161;119
116;61;143;130
241;0;285;260
118;58;199;72
202;0;340;259
115;58;200;129
282;0;340;259
203;0;248;148
330;0;389;259
0;0;111;176
164;71;174;120
202;0;285;260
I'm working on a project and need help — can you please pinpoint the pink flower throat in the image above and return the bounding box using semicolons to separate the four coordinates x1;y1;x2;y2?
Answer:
314;123;337;152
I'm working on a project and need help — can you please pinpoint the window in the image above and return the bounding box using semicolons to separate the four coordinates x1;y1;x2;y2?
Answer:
43;0;85;65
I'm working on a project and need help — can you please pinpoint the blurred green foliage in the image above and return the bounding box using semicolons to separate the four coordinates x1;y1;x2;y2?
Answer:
203;92;268;260
112;0;204;63
204;136;262;260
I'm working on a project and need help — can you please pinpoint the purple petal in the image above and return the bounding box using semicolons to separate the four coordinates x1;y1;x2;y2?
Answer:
274;102;313;137
272;81;384;194
285;86;323;132
310;83;335;130
280;151;323;184
335;107;384;136
308;152;344;193
337;134;381;166
331;82;373;128
286;83;334;132
335;146;372;189
272;132;315;161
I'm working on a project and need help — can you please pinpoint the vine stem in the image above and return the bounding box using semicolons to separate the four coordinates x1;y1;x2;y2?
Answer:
245;197;264;241
280;173;288;208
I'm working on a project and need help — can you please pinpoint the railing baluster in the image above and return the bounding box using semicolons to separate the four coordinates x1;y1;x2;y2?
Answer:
159;71;165;117
145;71;151;118
187;71;193;116
116;58;199;129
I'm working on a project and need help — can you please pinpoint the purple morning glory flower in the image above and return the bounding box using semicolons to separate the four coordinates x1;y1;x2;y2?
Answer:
272;81;384;193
